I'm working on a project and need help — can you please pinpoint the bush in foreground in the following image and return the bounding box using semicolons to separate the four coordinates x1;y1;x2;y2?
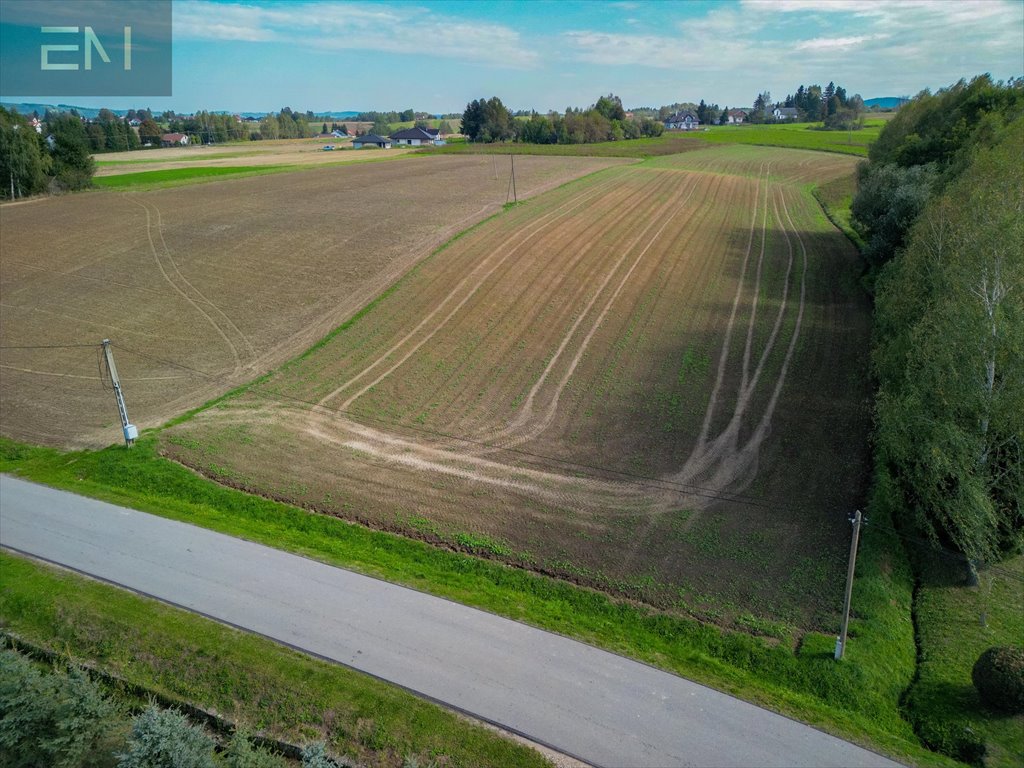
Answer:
0;648;123;768
116;705;215;768
972;646;1024;714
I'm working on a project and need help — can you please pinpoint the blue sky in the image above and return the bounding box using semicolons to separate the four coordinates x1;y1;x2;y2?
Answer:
4;0;1023;113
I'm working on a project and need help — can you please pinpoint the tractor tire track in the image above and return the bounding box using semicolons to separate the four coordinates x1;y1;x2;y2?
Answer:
320;172;631;411
130;196;245;375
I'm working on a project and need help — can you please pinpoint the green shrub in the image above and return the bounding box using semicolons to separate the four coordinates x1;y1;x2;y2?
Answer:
116;705;215;768
222;730;286;768
972;646;1024;714
300;742;340;767
0;649;122;768
911;714;986;766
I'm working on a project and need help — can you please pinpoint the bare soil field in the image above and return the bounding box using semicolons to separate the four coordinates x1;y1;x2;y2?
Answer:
163;146;872;629
0;154;626;447
94;137;416;177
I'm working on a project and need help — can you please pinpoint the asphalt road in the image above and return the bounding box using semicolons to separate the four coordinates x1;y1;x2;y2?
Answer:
0;475;901;768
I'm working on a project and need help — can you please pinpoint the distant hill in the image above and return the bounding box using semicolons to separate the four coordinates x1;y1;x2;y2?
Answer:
2;104;401;120
864;97;907;109
0;102;115;118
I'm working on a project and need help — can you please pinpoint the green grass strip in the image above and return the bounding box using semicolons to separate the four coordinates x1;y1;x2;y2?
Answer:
698;123;876;156
0;552;551;768
0;438;958;768
93;165;297;189
95;150;271;166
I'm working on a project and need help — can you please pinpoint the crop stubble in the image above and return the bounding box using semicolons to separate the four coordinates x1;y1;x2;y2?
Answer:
164;146;871;628
0;154;625;446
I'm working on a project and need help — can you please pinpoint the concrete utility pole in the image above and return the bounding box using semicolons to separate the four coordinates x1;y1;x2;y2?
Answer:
511;153;517;203
835;509;863;661
101;339;138;447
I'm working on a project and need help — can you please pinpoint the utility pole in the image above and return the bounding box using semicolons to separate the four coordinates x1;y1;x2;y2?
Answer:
101;339;138;447
511;153;517;203
835;509;863;660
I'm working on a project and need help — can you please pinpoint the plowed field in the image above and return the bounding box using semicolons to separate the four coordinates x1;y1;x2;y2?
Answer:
0;154;625;446
164;146;872;629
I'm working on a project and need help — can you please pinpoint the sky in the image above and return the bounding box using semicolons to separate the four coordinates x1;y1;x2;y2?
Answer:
3;0;1023;114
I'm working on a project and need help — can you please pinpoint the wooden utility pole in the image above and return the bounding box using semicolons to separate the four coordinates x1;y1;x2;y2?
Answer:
835;509;862;660
101;339;138;447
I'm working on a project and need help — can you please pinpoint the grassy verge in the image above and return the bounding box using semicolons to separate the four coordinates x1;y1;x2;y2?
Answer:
811;172;866;251
0;438;958;767
0;552;550;768
902;550;1024;767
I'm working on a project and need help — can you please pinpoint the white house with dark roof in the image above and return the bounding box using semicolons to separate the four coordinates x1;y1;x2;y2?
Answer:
390;127;438;146
773;107;799;121
726;109;749;124
664;111;701;131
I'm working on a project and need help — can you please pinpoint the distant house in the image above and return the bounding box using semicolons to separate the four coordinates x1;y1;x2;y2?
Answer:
330;129;346;138
389;127;438;146
160;132;189;147
773;107;799;121
352;134;391;149
424;127;440;138
30;117;42;133
664;111;701;131
128;118;141;127
726;109;749;125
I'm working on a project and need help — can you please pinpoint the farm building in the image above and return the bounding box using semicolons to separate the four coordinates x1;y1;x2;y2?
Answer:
726;109;749;124
352;134;392;149
664;111;701;131
773;107;799;120
160;132;190;147
390;127;439;146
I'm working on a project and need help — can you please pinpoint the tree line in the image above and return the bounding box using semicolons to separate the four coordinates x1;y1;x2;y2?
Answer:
0;106;94;197
462;94;663;145
744;81;864;128
855;75;1023;566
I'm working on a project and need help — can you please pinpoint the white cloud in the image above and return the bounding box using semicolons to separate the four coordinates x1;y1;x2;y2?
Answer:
795;35;876;52
174;1;538;68
561;0;1022;99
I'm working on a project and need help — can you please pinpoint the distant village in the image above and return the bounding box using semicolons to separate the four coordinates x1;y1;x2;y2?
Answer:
1;82;877;156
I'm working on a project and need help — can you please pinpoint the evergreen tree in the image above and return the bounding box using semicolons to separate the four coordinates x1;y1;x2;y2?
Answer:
47;114;94;191
117;705;216;768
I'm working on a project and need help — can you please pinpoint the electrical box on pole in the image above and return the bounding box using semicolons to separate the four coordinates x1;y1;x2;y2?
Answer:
101;339;138;447
835;509;863;661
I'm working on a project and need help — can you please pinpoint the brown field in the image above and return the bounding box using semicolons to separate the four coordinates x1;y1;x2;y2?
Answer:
162;145;871;629
0;154;627;447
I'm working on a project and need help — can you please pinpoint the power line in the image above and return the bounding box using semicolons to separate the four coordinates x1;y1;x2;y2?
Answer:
111;342;218;378
0;343;99;350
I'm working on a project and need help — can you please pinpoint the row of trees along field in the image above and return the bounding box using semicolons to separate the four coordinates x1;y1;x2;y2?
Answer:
0;107;94;198
462;94;663;144
855;75;1024;568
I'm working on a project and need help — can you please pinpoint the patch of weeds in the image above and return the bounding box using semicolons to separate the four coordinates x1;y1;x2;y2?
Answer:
736;613;795;641
453;531;513;557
